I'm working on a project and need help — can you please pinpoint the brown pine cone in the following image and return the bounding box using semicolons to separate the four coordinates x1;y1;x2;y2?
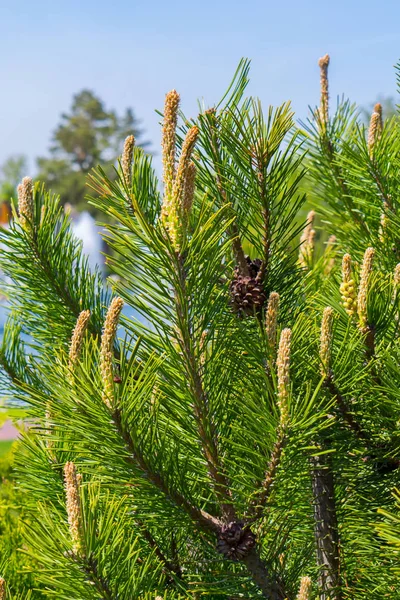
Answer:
230;257;266;316
216;521;256;560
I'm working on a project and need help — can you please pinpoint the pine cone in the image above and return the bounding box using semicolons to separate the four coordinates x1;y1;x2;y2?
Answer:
216;521;256;560
230;257;266;316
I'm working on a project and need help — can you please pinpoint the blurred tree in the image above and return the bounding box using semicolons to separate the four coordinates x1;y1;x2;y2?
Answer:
362;94;398;122
0;156;28;223
37;90;148;212
0;155;27;202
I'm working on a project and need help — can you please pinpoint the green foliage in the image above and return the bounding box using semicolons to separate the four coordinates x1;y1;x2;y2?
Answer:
301;83;400;268
0;182;111;348
377;490;400;567
0;56;400;599
0;441;13;457
0;443;45;599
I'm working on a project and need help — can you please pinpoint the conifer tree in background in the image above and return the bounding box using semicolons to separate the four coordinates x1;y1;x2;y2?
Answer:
0;156;27;206
37;90;148;213
0;55;400;599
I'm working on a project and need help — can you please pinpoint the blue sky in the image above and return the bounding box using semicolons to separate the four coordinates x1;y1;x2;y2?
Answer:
1;0;399;175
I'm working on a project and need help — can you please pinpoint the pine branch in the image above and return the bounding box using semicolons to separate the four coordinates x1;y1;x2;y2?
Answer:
204;110;249;275
254;151;270;285
116;405;288;599
0;350;20;385
113;330;287;599
41;420;188;593
0;188;111;354
363;325;376;362
242;549;287;600
112;407;221;534
247;427;287;522
138;523;182;580
27;232;102;342
115;403;289;599
320;133;368;237
78;554;114;600
174;254;236;522
368;158;393;211
325;375;369;443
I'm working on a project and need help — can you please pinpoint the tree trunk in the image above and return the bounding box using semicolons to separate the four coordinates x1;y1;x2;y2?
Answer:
310;452;342;600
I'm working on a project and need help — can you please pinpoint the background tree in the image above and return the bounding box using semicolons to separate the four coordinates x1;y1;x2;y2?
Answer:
37;90;148;212
0;156;27;222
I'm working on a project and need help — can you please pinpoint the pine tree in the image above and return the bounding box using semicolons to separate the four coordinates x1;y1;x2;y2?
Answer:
0;56;400;599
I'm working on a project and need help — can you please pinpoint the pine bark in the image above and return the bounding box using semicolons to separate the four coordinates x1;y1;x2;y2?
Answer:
310;452;342;600
242;548;286;600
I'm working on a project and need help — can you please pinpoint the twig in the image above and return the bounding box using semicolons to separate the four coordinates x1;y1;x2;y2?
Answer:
79;554;114;600
247;428;286;522
253;151;270;285
369;163;393;211
325;375;369;443
139;522;182;579
364;325;376;363
321;134;369;238
174;255;236;521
